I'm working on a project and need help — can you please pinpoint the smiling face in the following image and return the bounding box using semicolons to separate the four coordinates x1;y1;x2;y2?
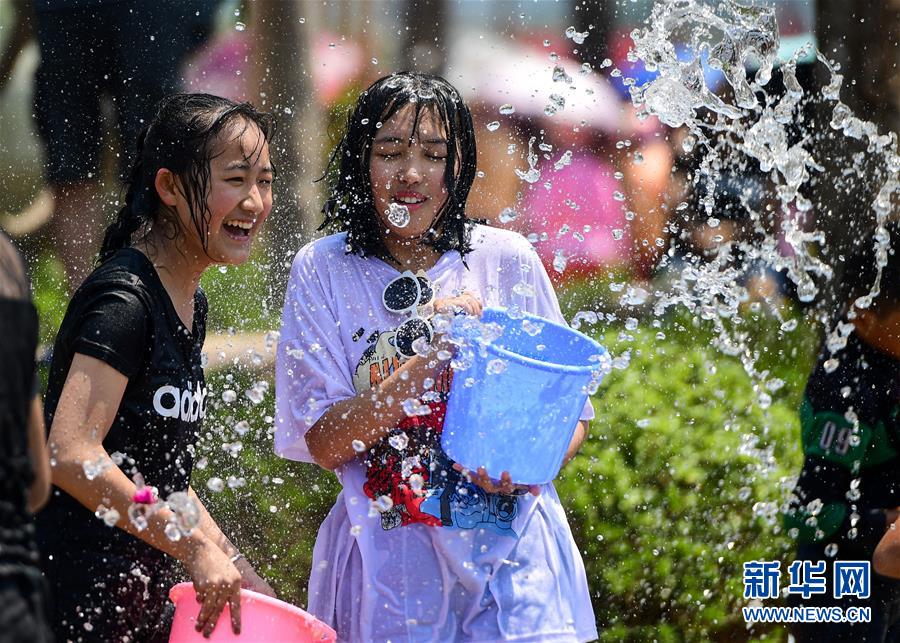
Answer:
168;118;274;268
369;104;450;241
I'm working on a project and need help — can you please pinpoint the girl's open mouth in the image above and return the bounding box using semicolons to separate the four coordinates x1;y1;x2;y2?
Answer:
223;219;254;239
393;193;427;210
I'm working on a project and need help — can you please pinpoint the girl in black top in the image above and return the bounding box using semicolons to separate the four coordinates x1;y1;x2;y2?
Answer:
35;94;276;641
0;231;52;642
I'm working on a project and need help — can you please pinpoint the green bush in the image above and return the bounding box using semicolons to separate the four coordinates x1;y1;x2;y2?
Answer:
556;315;816;642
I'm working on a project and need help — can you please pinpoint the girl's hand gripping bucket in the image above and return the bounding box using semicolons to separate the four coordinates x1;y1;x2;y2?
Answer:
441;307;608;485
168;582;336;642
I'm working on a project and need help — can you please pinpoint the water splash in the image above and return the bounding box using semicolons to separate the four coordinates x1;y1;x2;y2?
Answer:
628;0;897;356
515;137;542;183
386;202;411;228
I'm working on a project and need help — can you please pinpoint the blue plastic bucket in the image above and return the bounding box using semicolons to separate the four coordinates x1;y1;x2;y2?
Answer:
441;307;607;485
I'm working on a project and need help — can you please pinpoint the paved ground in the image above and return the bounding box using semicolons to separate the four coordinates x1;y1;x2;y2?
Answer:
203;331;276;370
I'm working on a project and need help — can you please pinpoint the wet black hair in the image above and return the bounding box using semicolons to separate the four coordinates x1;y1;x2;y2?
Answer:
99;93;275;262
841;220;900;314
318;72;478;262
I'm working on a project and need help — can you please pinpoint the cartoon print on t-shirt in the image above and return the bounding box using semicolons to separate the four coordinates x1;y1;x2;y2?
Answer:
352;328;519;536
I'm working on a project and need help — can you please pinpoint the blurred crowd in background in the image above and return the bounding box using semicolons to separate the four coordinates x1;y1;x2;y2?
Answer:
0;0;896;322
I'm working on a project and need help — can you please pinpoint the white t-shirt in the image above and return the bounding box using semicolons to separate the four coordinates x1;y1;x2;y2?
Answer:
275;225;598;642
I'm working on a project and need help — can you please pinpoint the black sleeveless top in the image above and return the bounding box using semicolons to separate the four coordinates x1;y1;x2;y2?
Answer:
0;233;40;567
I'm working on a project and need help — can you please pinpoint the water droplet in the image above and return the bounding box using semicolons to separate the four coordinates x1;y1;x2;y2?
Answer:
388;433;409;451
352;439;367;453
371;57;378;65
543;94;566;116
95;505;120;527
825;543;839;557
486;121;500;132
512;281;536;298
127;503;153;531
486;358;507;375
82;456;110;481
514;136;541;183
409;473;425;491
498;207;517;223
221;389;237;403
386;202;410;228
553;150;573;171
402;398;431;417
552;65;572;84
206;477;225;492
499;103;515;115
234;21;246;32
522;319;544;336
373;495;394;513
264;330;280;349
412;336;433;357
552;250;568;274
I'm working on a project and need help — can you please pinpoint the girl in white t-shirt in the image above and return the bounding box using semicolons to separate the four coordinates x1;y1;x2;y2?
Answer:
276;72;597;642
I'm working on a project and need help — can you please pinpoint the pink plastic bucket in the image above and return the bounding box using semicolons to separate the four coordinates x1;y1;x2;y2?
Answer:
168;582;336;642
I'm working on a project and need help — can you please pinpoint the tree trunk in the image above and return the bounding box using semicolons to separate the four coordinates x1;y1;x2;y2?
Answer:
251;0;326;300
400;0;446;75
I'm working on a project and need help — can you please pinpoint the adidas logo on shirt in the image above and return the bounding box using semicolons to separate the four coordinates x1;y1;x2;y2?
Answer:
152;381;208;422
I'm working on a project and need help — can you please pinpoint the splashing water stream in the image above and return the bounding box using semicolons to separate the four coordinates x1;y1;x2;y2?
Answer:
626;0;897;388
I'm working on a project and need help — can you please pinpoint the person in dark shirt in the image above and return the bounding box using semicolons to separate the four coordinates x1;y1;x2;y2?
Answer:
35;93;276;642
0;231;52;642
26;0;219;291
784;222;900;642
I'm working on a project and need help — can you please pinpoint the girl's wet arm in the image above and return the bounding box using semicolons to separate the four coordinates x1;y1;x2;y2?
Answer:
305;351;449;471
47;353;221;564
561;421;588;468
